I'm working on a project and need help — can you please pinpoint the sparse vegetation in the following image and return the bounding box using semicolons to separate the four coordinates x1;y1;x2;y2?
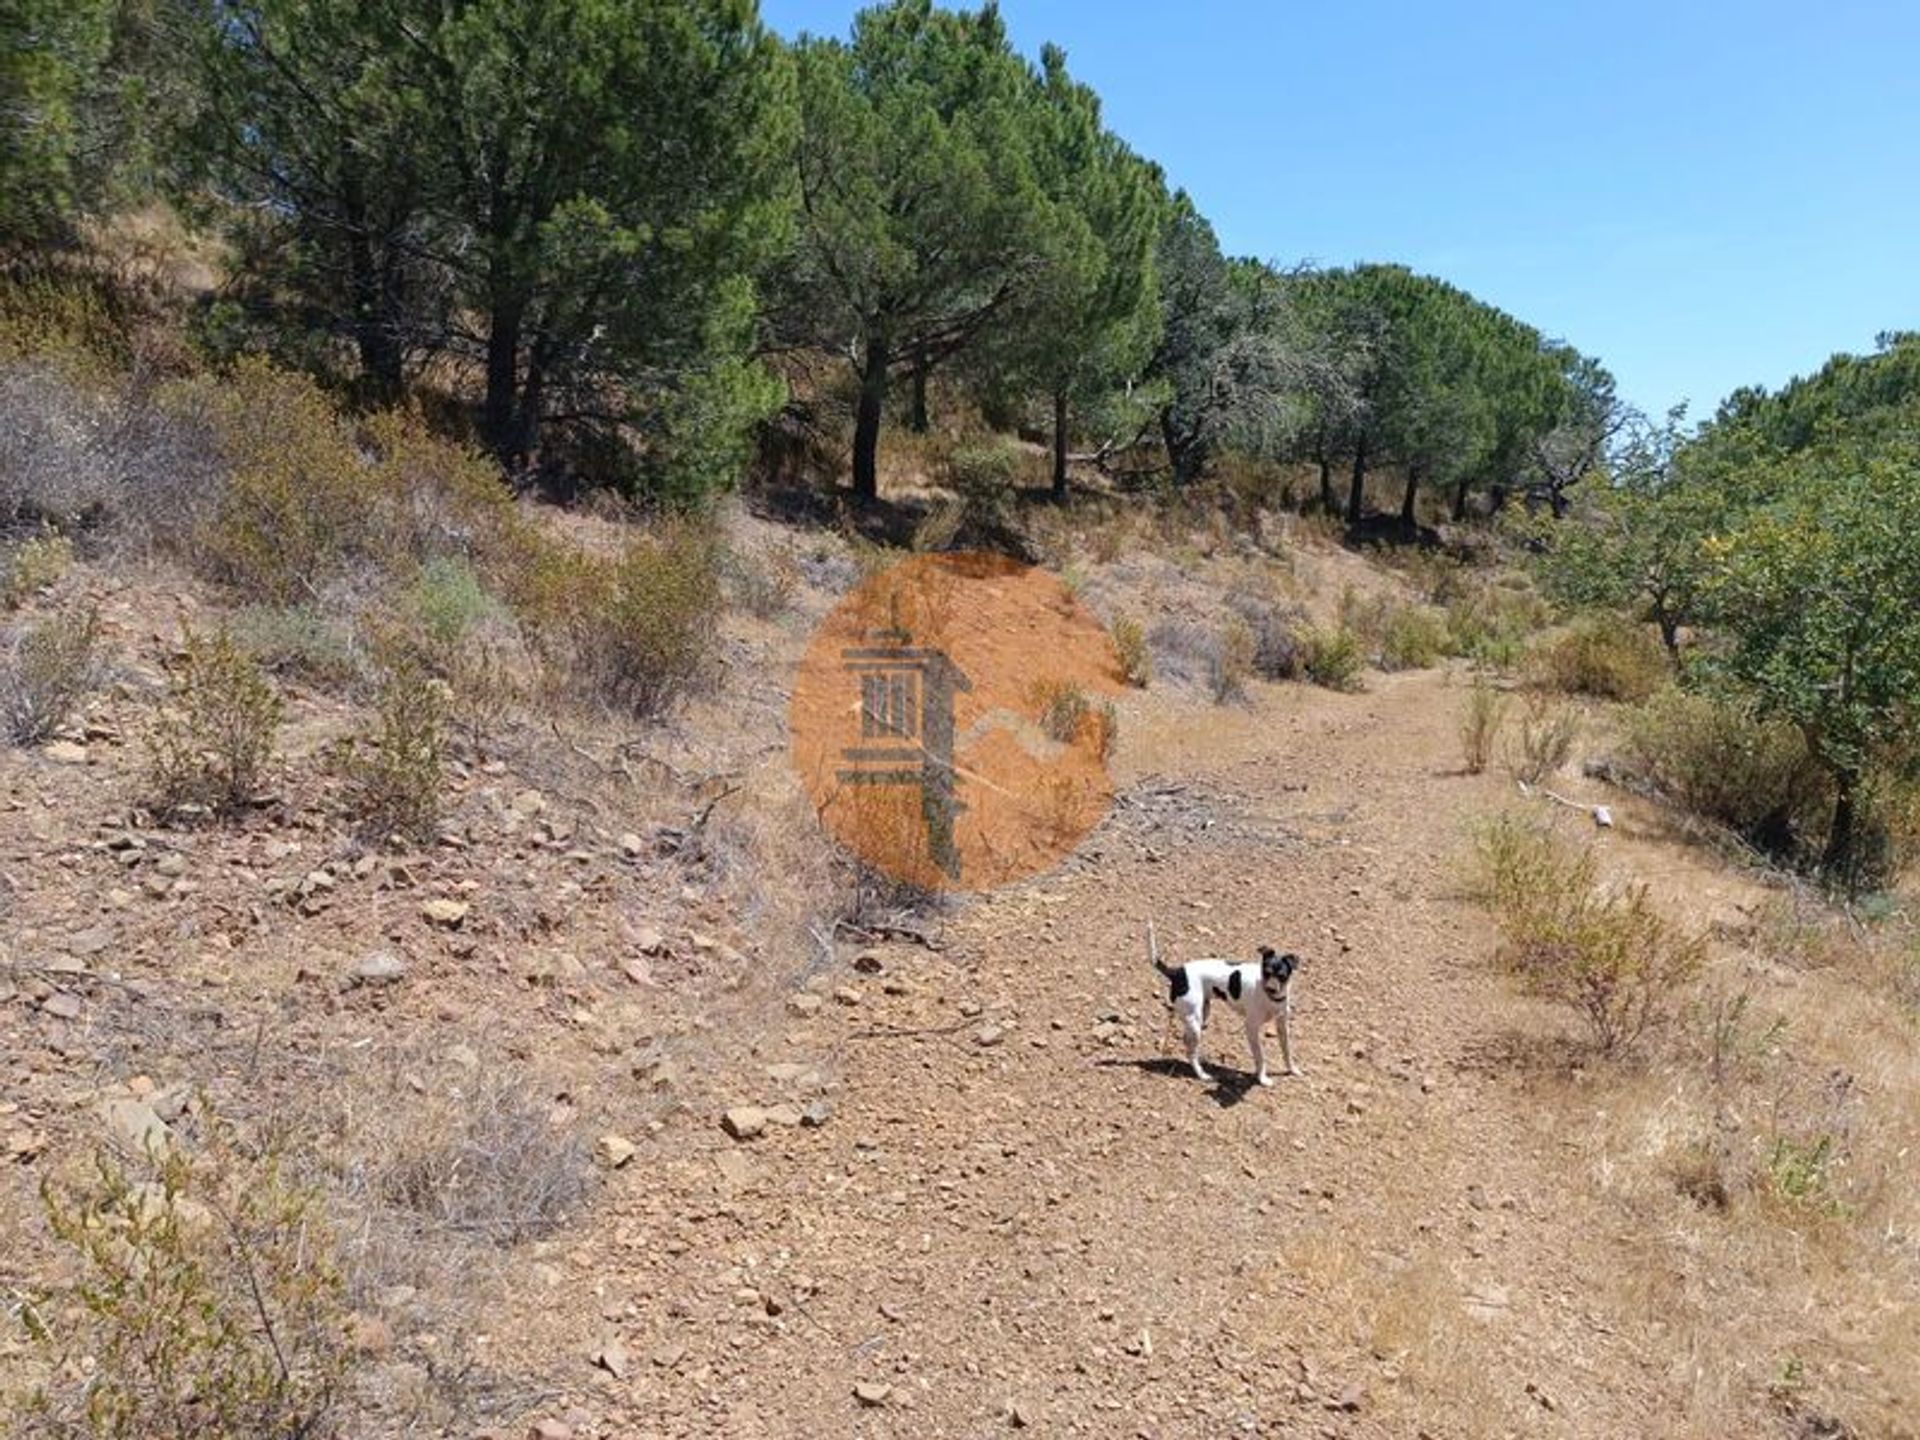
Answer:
340;658;450;843
1;603;101;744
1110;615;1152;687
1511;691;1579;784
1469;813;1706;1054
1227;591;1304;680
1459;678;1508;775
1;530;74;608
21;1134;351;1440
1209;614;1255;703
1301;626;1364;692
146;627;283;818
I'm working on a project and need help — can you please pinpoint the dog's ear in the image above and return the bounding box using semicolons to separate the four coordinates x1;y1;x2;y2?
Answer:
1257;943;1276;961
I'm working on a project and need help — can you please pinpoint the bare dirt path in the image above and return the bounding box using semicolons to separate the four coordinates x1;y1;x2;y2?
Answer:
551;665;1686;1439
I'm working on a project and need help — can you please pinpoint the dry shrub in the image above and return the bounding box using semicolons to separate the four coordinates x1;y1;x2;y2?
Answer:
1226;591;1304;680
339;657;449;843
1341;589;1448;671
1031;677;1092;744
1210;614;1256;703
1469;813;1706;1054
1110;615;1152;688
1;531;74;608
1622;688;1827;860
146;627;283;819
1;605;102;744
913;440;1023;555
1459;678;1509;776
360;1074;592;1248
726;544;801;619
177;367;518;606
1511;691;1579;784
1533;612;1668;702
538;522;725;718
1301;626;1364;692
20;1131;351;1440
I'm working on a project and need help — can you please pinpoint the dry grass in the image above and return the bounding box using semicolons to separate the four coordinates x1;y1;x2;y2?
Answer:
1468;813;1706;1055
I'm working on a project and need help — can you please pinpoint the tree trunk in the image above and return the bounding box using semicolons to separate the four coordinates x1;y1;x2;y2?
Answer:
1051;388;1070;502
484;298;524;469
341;169;403;405
1345;436;1368;525
1656;610;1681;663
1400;468;1420;526
852;340;890;503
1822;768;1862;886
1317;450;1335;515
1451;474;1472;523
908;348;930;434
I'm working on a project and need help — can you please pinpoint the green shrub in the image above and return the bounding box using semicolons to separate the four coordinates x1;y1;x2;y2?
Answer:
233;605;365;690
1622;689;1826;856
1468;813;1706;1055
1459;679;1509;776
21;1131;351;1440
407;555;498;651
341;659;450;843
1379;604;1450;671
1301;627;1364;692
561;523;724;718
1444;575;1551;671
147;628;284;818
1533;612;1668;702
1;605;102;745
1;531;75;608
1110;615;1152;688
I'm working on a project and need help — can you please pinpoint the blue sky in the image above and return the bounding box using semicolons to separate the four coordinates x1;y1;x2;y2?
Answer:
762;0;1920;420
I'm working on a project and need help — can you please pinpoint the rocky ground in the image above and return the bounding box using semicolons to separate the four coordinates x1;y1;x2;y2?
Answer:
1;517;1913;1440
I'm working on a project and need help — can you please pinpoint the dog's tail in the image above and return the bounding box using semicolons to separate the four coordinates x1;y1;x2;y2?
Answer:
1147;918;1177;980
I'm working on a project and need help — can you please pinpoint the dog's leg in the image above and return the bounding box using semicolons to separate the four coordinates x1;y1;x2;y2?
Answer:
1246;1011;1272;1087
1279;993;1300;1076
1182;999;1211;1081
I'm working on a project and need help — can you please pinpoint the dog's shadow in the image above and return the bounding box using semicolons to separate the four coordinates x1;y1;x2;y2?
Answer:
1096;1056;1266;1110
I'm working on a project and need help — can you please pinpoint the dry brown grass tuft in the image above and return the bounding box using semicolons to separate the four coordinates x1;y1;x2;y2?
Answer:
145;627;283;819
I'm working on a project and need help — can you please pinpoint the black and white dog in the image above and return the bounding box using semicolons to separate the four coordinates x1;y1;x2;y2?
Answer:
1150;926;1301;1085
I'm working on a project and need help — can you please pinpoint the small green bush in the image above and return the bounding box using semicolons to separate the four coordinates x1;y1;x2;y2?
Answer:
1;531;74;609
563;523;725;718
1379;604;1450;671
341;658;450;843
147;628;284;818
1032;678;1092;744
1533;612;1669;702
1468;813;1706;1054
1;605;102;745
21;1131;351;1440
233;605;365;690
1622;688;1826;856
407;555;498;651
1301;627;1365;692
